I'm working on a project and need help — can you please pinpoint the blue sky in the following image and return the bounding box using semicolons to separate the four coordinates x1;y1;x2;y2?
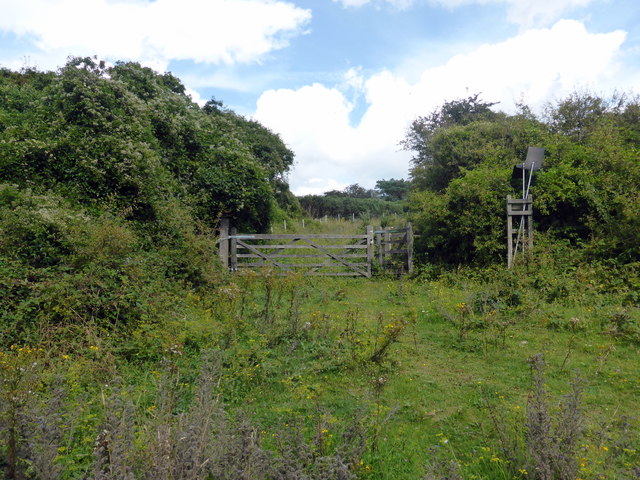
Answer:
1;0;639;194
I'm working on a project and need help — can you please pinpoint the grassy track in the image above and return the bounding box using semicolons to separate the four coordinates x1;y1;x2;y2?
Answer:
212;274;638;479
2;232;638;478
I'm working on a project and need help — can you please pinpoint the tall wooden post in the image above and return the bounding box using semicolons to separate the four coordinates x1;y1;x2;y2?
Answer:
230;226;237;272
507;196;513;268
366;225;374;278
384;227;391;268
219;217;229;270
406;222;414;274
528;209;533;251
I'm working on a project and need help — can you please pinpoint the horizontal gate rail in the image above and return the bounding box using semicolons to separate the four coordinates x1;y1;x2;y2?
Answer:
235;244;368;249
237;253;366;258
233;234;368;239
217;219;413;277
218;220;373;277
375;223;413;275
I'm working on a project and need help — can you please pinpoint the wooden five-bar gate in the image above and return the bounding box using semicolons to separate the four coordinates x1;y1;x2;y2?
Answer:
218;219;413;277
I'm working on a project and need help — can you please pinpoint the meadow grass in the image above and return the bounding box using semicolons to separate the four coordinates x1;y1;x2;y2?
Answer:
164;273;638;478
1;269;638;479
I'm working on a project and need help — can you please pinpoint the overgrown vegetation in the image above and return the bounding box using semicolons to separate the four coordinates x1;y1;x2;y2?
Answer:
1;269;638;479
298;181;408;220
1;57;299;233
403;91;640;267
1;59;638;479
0;56;303;344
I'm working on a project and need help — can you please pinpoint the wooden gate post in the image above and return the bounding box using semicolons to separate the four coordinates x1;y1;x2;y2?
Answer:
230;226;238;272
406;222;414;274
528;206;533;251
366;225;374;278
219;218;229;270
384;227;391;267
507;196;513;268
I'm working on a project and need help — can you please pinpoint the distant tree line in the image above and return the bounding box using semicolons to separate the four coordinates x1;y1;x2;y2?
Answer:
298;179;408;218
323;179;409;201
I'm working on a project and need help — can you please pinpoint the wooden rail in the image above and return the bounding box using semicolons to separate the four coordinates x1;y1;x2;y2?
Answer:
218;220;413;277
507;195;533;268
375;224;413;275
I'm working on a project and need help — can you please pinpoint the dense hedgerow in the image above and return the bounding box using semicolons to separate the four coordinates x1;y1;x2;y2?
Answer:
405;92;640;267
0;57;302;343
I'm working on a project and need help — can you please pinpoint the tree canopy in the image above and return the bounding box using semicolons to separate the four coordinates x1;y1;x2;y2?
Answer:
0;57;297;232
0;57;302;343
375;178;409;201
298;180;408;219
403;91;640;266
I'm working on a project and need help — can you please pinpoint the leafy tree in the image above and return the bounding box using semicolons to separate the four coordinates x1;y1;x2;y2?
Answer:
324;183;377;199
0;57;295;232
544;90;607;142
402;94;505;191
298;195;404;219
375;178;409;201
411;166;513;264
199;97;300;215
402;94;499;183
405;91;640;266
227;114;300;215
0;57;305;343
344;183;375;198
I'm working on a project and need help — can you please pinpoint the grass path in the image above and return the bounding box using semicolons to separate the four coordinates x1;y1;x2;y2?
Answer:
3;254;637;479
199;274;639;479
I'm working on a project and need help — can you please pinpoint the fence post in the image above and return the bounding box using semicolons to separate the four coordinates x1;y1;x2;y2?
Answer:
230;226;237;272
406;222;414;274
219;218;229;270
366;225;374;278
384;227;391;268
506;195;513;268
528;197;534;252
377;230;383;268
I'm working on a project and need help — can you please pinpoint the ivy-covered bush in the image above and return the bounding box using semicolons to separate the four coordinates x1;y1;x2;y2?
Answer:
0;57;297;344
405;92;640;267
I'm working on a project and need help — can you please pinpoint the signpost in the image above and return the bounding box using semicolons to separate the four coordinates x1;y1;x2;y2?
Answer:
507;147;544;268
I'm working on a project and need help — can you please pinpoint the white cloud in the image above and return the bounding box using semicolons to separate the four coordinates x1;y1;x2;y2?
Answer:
501;0;594;27
295;178;350;196
184;86;206;107
334;0;372;6
333;0;597;27
333;0;416;8
0;0;311;71
254;20;629;195
343;67;365;91
255;76;414;195
454;0;596;28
